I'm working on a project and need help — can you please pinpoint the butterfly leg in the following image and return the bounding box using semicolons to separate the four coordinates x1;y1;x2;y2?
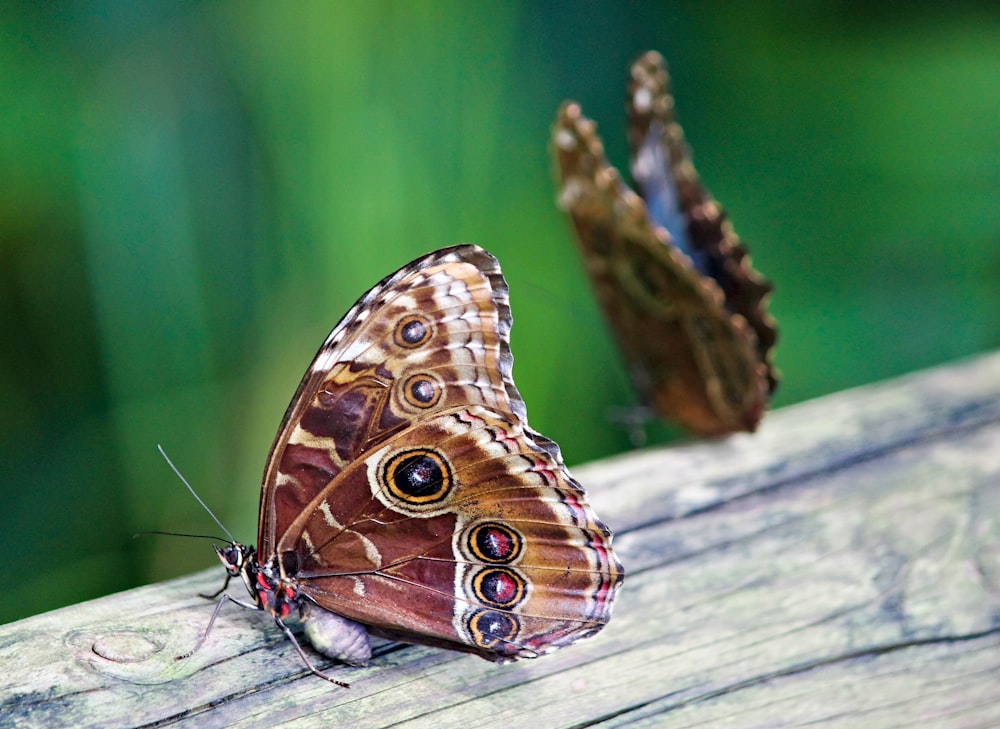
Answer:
176;592;258;661
274;615;351;688
197;571;233;600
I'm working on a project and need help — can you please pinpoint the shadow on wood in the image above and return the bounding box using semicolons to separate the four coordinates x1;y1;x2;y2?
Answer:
2;352;999;727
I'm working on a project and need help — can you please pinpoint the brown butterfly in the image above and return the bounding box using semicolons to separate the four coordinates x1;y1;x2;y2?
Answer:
552;50;778;437
185;244;623;684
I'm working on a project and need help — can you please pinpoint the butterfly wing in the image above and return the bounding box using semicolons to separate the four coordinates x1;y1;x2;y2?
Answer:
552;52;777;436
627;51;778;396
278;404;620;661
259;244;622;660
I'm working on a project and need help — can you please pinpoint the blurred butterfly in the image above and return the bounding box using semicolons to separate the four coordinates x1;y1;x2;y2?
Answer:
553;50;778;437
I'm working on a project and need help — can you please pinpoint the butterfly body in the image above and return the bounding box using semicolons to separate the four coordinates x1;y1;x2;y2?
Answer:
205;245;622;675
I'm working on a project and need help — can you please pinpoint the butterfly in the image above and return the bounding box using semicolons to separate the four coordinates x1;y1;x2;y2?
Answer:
186;244;624;684
552;50;778;437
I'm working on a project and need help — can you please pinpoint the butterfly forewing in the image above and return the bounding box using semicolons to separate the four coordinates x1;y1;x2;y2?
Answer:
259;246;520;554
627;51;778;395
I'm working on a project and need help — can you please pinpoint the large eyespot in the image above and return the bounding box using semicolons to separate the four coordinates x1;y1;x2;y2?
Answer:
467;522;523;564
402;373;443;409
467;608;520;651
381;448;453;505
394;314;434;348
472;567;526;608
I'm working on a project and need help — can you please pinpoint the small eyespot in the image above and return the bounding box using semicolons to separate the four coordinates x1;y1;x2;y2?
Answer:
394;315;434;348
402;374;443;409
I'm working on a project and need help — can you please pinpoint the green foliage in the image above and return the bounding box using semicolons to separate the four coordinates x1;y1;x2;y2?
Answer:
1;1;997;623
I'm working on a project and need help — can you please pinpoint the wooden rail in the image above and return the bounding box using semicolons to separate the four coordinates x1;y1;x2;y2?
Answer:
3;352;999;728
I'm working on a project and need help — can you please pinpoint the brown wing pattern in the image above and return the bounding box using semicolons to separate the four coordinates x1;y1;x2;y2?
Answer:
627;51;778;396
259;244;622;661
278;405;620;661
552;51;778;436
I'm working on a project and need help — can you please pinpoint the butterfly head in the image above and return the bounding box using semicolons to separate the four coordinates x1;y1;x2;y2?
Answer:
213;542;255;575
212;542;259;602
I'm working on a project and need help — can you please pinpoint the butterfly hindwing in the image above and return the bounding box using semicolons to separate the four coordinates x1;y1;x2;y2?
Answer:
277;403;619;661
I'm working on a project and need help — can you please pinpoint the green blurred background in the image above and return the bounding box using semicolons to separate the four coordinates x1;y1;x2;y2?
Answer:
2;1;997;625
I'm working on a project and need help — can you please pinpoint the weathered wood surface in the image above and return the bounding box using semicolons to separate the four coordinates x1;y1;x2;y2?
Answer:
3;352;1000;728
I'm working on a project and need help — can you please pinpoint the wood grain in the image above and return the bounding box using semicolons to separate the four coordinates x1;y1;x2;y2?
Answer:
2;352;999;728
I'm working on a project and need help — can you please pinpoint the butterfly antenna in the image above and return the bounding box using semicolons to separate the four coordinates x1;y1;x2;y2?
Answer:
157;444;237;544
133;529;230;541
